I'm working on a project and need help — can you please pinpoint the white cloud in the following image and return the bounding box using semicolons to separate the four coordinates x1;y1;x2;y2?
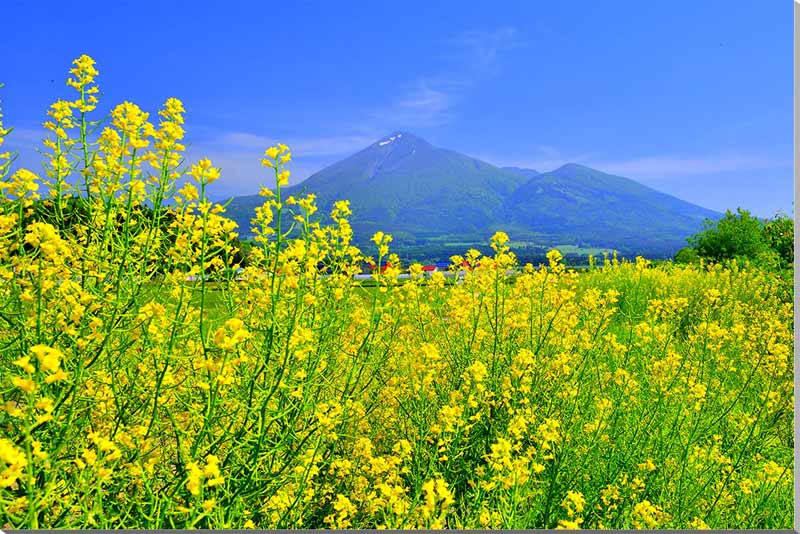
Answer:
5;126;46;146
586;154;790;180
192;147;331;198
212;25;525;165
449;27;523;71
190;25;526;191
194;130;382;196
478;145;597;173
486;144;790;180
366;26;522;130
3;127;49;172
371;80;455;128
218;131;375;158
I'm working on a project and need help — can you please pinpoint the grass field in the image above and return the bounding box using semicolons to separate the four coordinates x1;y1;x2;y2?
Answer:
0;55;793;529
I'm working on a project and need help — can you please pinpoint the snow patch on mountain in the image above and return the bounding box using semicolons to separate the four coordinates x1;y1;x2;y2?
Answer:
378;134;401;146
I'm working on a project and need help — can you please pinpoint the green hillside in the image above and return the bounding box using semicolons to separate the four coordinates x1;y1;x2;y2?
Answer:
226;133;721;259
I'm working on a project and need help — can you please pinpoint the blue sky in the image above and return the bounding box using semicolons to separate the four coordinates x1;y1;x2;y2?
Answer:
3;1;792;217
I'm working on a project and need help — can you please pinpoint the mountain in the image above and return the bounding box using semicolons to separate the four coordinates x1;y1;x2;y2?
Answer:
505;163;721;252
227;132;531;241
502;166;540;180
226;132;721;258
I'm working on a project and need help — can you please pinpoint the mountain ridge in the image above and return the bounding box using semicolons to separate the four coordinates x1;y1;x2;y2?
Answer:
225;133;721;258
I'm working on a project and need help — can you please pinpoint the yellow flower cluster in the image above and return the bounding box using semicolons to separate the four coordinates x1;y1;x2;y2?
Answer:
0;55;791;530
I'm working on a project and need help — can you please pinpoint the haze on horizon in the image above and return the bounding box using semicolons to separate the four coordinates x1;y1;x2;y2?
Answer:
2;0;792;218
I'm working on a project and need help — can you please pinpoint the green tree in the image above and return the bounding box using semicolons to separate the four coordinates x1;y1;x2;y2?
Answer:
689;208;768;263
762;211;794;266
673;246;699;264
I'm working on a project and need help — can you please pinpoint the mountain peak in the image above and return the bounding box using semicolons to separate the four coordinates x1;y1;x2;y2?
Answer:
374;131;425;147
553;162;595;174
375;132;405;147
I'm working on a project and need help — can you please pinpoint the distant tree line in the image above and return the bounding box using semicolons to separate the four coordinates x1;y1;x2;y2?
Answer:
21;198;793;277
15;196;250;272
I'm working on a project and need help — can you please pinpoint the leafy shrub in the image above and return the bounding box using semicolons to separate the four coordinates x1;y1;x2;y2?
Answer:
688;208;768;263
683;209;793;279
762;212;794;266
673;246;699;264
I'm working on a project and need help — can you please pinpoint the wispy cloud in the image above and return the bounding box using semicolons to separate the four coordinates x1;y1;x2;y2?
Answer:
192;146;332;198
5;126;46;146
0;27;530;198
190;128;388;196
484;144;790;180
585;153;790;180
218;132;374;157
478;145;598;173
3;126;49;170
369;79;456;128
207;27;523;157
369;26;524;130
207;25;525;181
448;27;523;71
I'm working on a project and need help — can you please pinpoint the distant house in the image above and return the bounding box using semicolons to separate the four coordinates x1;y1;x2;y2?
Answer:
366;261;393;274
429;260;471;271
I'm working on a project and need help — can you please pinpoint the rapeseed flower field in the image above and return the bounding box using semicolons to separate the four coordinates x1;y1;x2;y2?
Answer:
0;56;793;529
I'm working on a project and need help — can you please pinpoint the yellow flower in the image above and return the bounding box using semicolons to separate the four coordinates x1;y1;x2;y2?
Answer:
637;458;657;472
35;397;54;412
466;360;488;383
30;344;64;373
561;490;585;517
186;461;203;496
66;54;99;91
44;369;68;384
0;438;29;488
12;376;36;394
631;500;669;529
13;355;35;374
490;231;510;252
547;248;563;267
688;517;710;529
190;158;220;185
160;97;185;124
32;441;48;460
202;498;216;512
329;494;357;528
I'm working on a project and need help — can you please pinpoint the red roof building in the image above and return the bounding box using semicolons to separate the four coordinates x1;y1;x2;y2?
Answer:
367;261;392;274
